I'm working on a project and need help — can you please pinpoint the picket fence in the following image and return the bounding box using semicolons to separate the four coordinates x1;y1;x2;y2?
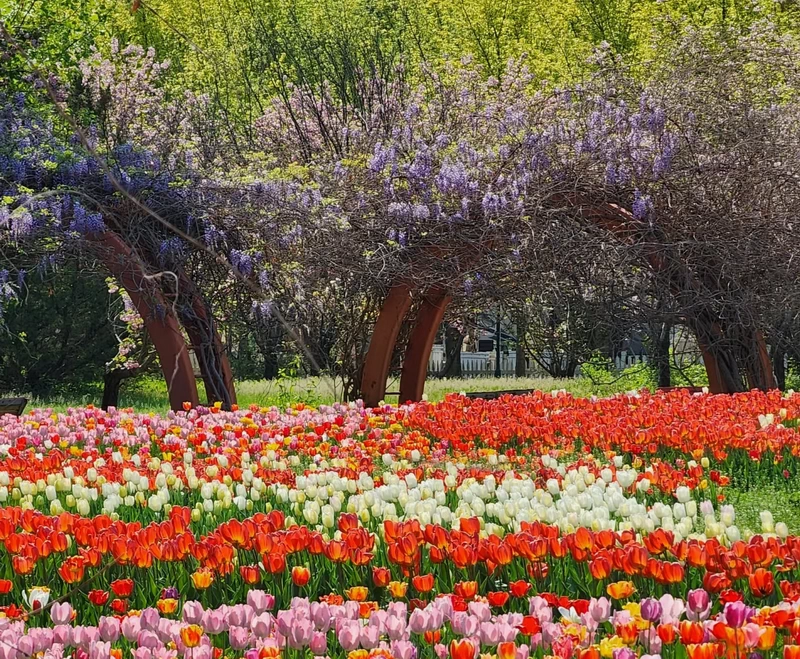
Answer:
426;345;651;378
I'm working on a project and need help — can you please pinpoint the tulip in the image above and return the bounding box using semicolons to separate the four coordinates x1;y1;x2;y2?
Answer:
640;598;663;623
310;631;328;655
182;602;205;625
229;626;250;650
337;620;361;651
247;591;275;614
180;625;203;649
687;590;711;621
50;602;72;626
589;597;612;623
724;601;750;629
99;616;121;642
450;639;476;659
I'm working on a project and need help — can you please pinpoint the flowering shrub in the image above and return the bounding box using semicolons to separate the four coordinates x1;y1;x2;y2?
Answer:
0;390;798;659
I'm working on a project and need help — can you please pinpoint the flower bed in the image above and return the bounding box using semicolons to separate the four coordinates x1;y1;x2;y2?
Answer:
0;389;798;659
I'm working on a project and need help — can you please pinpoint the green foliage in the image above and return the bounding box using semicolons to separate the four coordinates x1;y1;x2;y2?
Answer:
580;356;657;394
0;267;118;397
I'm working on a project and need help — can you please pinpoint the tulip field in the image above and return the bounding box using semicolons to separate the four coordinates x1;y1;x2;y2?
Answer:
0;389;800;659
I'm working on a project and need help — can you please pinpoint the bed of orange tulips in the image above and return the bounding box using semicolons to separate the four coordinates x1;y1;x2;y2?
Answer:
0;389;798;659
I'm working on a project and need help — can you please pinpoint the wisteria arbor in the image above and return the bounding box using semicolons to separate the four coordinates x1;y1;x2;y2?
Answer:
0;45;241;410
247;25;800;404
4;24;800;408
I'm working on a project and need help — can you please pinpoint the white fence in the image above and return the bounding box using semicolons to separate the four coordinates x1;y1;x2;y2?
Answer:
427;345;653;378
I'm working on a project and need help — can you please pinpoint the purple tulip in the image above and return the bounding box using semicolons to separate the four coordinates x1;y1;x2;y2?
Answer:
641;598;663;623
724;601;750;629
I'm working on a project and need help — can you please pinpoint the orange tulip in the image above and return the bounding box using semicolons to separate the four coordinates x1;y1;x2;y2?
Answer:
498;642;516;659
680;621;706;645
412;574;434;593
0;580;12;595
388;582;408;599
509;581;531;598
450;639;476;659
749;568;775;598
607;581;636;599
372;567;391;588
785;646;800;659
157;598;178;615
239;565;261;585
58;557;85;584
657;624;677;645
191;568;214;590
686;644;722;659
424;630;442;644
110;579;134;598
345;587;369;602
589;556;612;580
455;581;478;600
616;621;638;645
758;626;777;651
292;566;310;587
577;648;600;659
88;590;109;606
180;624;204;648
487;591;510;608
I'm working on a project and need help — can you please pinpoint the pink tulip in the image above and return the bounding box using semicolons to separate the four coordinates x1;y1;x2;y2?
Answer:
589;597;611;623
16;635;34;658
53;626;72;647
228;627;250;651
182;602;204;625
99;617;121;643
360;624;381;650
50;603;72;626
516;645;531;659
202;610;226;635
337;620;361;651
251;613;272;639
89;641;111;659
391;640;417;659
246;591;274;614
288;618;314;649
687;590;711;622
434;644;448;659
311;603;332;632
131;649;153;659
468;601;491;623
310;631;328;655
386;615;407;641
137;631;162;651
140;609;160;632
122;617;141;642
408;609;430;634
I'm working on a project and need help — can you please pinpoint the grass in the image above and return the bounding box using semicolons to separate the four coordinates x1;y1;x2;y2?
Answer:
18;374;602;413
726;486;800;535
